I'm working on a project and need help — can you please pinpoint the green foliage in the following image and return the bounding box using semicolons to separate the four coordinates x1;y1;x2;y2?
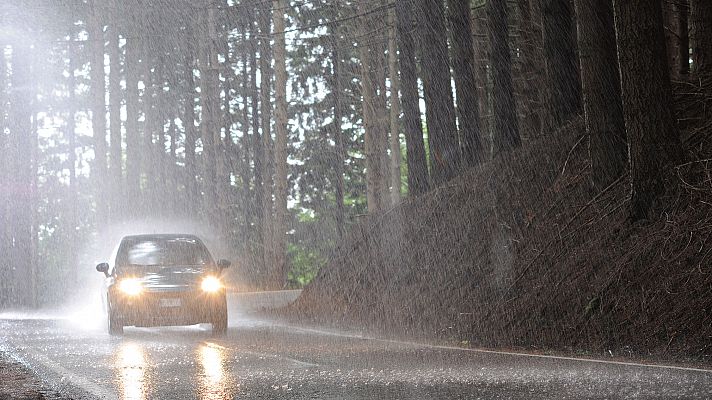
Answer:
286;242;326;288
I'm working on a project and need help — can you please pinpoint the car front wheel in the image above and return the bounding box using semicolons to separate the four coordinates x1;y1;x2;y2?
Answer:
107;297;124;336
211;297;228;336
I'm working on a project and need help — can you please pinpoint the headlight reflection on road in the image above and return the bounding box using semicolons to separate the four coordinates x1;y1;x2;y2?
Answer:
116;342;149;400
198;343;232;400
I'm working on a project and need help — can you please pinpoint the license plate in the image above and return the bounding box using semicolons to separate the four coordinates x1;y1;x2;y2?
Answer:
159;298;181;307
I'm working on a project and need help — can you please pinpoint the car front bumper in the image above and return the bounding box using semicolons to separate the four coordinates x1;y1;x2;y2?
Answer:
112;289;226;327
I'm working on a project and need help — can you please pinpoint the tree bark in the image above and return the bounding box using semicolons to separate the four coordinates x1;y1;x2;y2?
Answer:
215;11;232;241
574;0;627;190
89;3;108;222
240;22;253;235
332;40;346;239
678;0;690;76
388;8;402;204
250;17;265;262
125;38;141;202
108;23;123;220
691;0;712;75
259;4;275;288
448;0;485;166
613;0;685;220
489;0;521;154
183;51;198;213
541;0;582;127
273;0;289;288
200;5;220;228
7;43;33;307
471;5;492;146
515;0;544;137
141;47;157;211
418;0;461;184
0;47;7;306
67;42;80;288
359;31;384;213
374;35;390;201
395;0;429;195
663;0;690;78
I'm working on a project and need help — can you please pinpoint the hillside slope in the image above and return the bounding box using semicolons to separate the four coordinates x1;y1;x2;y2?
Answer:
291;80;712;363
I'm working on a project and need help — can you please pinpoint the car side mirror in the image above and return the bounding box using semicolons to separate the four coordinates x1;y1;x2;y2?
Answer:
96;263;110;277
217;259;231;269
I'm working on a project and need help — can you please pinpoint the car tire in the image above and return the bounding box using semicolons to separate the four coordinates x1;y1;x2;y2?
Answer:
107;298;124;336
211;296;228;336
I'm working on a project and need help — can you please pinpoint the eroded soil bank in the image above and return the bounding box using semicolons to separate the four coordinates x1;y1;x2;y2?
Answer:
290;77;712;366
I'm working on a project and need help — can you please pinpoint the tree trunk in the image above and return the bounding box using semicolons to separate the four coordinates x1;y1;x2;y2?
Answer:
67;42;80;289
29;95;39;308
388;8;402;204
332;41;346;239
168;117;179;209
215;15;232;241
108;24;123;220
374;32;390;204
489;0;521;154
183;51;198;213
250;17;265;266
613;0;685;220
0;48;7;306
359;3;384;214
395;0;429;195
541;0;582;127
678;0;690;76
417;0;461;184
448;0;485;167
200;5;220;228
7;43;33;307
574;0;627;190
515;0;544;137
691;0;712;75
240;22;253;235
273;0;289;288
141;48;157;211
259;4;275;288
471;5;492;147
125;38;141;203
153;64;168;211
89;3;108;222
663;0;690;78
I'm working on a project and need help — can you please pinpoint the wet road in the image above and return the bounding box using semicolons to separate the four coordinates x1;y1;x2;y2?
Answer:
1;298;711;399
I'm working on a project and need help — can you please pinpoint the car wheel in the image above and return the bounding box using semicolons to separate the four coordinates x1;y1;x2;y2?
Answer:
211;297;228;336
107;298;124;336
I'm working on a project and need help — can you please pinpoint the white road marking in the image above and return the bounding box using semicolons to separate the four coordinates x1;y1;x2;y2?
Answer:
204;341;319;368
278;324;712;375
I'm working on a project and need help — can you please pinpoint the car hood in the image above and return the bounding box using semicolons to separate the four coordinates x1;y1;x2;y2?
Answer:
118;266;213;291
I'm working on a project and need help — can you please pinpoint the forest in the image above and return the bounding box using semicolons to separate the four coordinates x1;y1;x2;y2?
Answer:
1;0;711;356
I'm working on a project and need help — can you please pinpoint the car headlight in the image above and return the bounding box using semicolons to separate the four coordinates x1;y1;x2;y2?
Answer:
201;276;222;293
119;278;143;296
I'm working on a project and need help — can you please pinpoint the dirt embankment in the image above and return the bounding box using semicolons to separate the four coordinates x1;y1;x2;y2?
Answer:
0;351;63;400
290;77;712;364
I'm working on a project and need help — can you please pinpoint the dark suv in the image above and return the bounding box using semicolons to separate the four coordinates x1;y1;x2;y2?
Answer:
96;234;230;336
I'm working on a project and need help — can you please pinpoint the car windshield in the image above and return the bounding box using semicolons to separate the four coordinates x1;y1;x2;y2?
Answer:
118;237;212;267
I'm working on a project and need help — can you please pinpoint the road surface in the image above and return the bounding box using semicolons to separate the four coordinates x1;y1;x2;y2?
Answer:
1;292;711;399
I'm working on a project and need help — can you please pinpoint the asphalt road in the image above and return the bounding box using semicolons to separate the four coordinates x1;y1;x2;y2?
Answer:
1;294;711;399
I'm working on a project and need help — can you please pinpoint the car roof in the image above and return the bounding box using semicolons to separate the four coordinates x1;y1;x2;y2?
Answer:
120;234;202;241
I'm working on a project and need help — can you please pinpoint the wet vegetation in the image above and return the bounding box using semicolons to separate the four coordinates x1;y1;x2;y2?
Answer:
1;0;712;361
